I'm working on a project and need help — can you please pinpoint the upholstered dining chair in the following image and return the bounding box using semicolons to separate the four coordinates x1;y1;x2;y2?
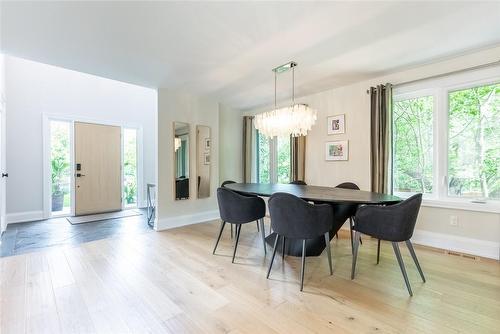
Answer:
289;180;307;185
351;194;426;296
214;188;267;263
267;192;333;291
221;180;260;236
334;182;361;251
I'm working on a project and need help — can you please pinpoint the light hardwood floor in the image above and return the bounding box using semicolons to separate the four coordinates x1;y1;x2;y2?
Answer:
1;220;499;334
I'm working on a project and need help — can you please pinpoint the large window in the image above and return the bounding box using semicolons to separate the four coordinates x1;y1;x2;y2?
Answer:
448;83;499;199
393;95;434;194
393;71;500;208
256;131;291;184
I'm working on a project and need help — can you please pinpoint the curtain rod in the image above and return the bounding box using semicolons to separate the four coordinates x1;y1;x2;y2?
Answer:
366;59;500;94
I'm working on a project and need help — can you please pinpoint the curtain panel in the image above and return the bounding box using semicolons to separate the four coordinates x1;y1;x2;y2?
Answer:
370;83;393;194
242;116;255;183
291;136;306;182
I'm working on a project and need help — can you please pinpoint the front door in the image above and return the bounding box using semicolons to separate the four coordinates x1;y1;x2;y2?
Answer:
74;122;121;216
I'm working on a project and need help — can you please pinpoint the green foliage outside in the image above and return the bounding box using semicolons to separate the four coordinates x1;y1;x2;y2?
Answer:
393;96;434;193
257;132;270;183
123;129;137;205
51;122;71;208
277;136;291;184
448;83;499;199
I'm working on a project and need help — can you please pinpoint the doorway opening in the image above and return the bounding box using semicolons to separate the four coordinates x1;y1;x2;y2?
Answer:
50;120;72;216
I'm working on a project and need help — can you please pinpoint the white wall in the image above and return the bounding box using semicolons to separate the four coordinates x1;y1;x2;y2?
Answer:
219;104;243;183
4;56;157;222
243;46;500;259
156;90;220;230
0;54;7;232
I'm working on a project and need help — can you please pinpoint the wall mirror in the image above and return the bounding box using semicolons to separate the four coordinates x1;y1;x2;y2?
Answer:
174;122;190;200
196;125;211;198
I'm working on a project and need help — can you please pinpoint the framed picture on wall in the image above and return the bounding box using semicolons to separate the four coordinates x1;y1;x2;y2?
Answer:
204;138;211;150
325;140;348;161
204;153;210;165
327;114;345;135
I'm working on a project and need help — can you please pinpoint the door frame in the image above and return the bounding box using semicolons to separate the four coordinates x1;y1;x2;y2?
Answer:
42;113;144;219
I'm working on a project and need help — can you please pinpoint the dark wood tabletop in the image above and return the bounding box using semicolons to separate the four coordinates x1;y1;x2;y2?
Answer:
224;183;401;205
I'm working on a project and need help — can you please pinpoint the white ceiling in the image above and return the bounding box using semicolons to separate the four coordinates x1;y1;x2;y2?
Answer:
2;1;500;110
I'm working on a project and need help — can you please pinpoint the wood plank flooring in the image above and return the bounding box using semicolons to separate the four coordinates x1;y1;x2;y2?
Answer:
1;219;499;333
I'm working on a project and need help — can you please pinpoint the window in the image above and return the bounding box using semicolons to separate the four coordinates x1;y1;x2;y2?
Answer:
123;128;138;207
448;83;499;199
50;120;71;215
256;131;291;184
393;69;500;208
393;95;434;194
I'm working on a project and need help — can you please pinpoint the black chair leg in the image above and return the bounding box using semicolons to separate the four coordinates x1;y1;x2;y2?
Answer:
230;224;233;239
300;239;306;291
324;232;333;275
213;221;226;254
349;218;354;254
232;224;242;263
377;239;381;264
282;237;286;262
267;234;280;278
406;240;426;283
392;242;413;296
351;231;361;279
256;220;260;232
259;218;267;254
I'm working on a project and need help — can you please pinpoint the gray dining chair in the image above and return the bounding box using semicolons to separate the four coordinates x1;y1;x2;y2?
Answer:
221;180;260;236
214;188;267;263
351;194;426;296
289;180;307;185
267;192;333;291
334;182;360;251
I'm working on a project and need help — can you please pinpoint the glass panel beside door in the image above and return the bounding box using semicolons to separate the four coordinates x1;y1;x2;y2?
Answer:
50;120;71;215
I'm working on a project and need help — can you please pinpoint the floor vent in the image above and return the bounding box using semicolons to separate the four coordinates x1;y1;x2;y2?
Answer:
445;250;479;261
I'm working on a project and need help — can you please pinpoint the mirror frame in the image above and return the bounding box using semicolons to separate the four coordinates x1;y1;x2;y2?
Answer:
173;122;190;201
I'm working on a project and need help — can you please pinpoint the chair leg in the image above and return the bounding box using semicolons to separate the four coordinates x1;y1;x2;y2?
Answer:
281;236;286;262
392;242;413;296
259;219;267;255
377;239;381;264
230;224;233;239
351;231;361;279
324;232;333;275
267;234;280;278
349;218;354;254
256;220;260;232
406;240;426;283
213;221;226;254
232;224;242;263
300;239;307;291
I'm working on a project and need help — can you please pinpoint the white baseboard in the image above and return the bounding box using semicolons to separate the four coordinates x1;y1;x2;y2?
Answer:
156;210;220;231
412;229;500;260
6;211;45;224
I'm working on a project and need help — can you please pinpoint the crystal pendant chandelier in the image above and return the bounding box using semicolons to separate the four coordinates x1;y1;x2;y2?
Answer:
255;62;317;138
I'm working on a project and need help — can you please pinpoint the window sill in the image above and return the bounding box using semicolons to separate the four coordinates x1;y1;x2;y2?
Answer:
421;199;500;214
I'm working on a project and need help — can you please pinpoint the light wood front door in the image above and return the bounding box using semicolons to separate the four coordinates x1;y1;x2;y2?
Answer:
75;122;121;216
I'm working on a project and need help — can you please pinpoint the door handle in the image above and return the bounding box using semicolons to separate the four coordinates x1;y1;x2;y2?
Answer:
1;173;7;178
76;173;86;177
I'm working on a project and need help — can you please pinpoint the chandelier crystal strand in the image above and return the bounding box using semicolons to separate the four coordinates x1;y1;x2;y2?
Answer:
254;62;317;138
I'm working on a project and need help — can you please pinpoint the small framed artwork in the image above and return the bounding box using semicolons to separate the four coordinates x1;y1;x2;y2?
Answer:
204;153;210;165
204;138;211;150
326;140;348;161
327;114;345;135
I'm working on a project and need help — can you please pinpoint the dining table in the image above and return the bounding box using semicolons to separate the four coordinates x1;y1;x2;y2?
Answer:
224;183;402;257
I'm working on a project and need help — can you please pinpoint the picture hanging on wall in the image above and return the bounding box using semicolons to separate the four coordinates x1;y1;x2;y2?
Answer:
204;153;210;165
325;140;348;161
204;138;211;150
327;114;345;135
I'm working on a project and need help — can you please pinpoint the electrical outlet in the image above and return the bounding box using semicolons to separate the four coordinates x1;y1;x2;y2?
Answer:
449;215;459;227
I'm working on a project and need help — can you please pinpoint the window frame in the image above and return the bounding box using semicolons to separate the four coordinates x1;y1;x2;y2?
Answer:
255;131;290;184
392;67;500;213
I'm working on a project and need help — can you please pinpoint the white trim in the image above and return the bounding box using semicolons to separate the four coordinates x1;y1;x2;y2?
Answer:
411;229;500;260
6;211;44;224
155;210;219;231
